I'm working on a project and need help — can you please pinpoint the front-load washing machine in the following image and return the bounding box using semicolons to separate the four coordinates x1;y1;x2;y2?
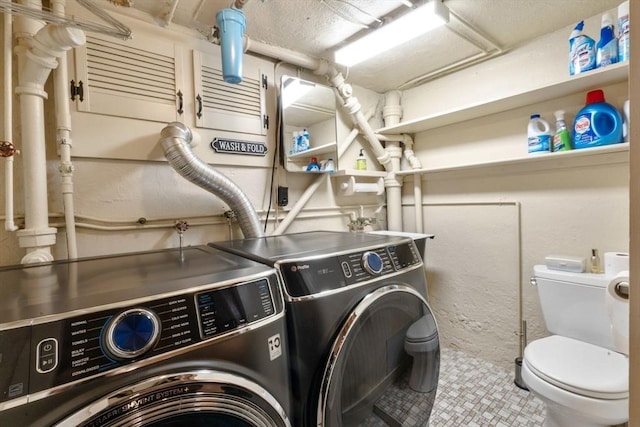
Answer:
210;231;440;427
0;246;291;427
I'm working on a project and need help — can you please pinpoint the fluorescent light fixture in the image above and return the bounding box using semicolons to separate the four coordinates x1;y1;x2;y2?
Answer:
334;0;449;67
282;78;316;109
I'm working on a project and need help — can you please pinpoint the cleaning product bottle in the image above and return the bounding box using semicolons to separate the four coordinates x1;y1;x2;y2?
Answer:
356;149;367;170
291;131;299;154
300;128;310;151
552;110;572;152
617;1;630;62
306;156;320;172
623;99;630;141
590;249;601;274
596;13;618;68
573;89;623;149
323;158;335;172
569;21;596;75
527;114;552;154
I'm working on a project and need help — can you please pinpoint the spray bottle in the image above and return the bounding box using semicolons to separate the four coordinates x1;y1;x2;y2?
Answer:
552;110;572;152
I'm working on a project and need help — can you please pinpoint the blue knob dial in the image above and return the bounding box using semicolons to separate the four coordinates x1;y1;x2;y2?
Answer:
105;308;160;359
362;251;384;275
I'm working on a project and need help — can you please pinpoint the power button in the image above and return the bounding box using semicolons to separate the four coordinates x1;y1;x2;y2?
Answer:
36;338;58;373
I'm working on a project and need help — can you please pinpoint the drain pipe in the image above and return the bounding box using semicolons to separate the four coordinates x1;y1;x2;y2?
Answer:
3;11;18;232
158;122;264;238
379;90;425;233
51;0;78;259
14;9;85;263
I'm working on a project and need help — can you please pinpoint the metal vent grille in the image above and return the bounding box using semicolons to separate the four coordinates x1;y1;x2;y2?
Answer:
85;35;175;104
200;64;262;118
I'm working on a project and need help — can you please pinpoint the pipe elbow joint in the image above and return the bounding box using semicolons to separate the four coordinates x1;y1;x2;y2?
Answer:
160;122;192;144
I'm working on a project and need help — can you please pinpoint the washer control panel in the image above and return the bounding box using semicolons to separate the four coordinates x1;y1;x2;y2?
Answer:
0;275;278;405
281;241;422;297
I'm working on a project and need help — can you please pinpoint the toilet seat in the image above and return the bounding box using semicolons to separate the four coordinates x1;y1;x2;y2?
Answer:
524;335;628;400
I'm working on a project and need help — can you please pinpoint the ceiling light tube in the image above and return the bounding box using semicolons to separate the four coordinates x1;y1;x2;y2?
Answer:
334;0;450;67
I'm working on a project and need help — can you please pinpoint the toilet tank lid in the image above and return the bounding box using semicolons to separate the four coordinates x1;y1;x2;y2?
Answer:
533;265;610;288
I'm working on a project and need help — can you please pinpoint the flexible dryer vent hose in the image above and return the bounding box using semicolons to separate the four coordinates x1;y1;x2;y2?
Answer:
159;122;264;239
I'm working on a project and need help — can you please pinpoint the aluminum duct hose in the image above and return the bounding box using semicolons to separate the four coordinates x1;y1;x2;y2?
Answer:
159;122;264;238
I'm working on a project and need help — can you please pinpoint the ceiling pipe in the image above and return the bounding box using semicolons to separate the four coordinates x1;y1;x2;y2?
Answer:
14;12;85;263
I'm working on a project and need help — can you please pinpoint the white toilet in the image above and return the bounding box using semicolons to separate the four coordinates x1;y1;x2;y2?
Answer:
521;265;629;427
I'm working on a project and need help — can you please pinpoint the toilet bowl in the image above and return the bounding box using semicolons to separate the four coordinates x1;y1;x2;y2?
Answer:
523;266;629;427
522;335;628;427
404;314;439;393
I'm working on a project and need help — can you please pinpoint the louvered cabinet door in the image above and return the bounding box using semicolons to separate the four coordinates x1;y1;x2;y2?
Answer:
72;34;184;123
193;50;267;137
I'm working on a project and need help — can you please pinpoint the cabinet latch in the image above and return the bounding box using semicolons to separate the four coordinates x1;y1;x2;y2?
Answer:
261;74;268;89
70;80;84;102
263;114;269;129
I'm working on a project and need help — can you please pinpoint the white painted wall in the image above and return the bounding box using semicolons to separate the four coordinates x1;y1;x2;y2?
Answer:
400;9;629;370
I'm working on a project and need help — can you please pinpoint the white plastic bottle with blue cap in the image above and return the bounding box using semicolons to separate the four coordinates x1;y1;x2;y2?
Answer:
528;114;552;154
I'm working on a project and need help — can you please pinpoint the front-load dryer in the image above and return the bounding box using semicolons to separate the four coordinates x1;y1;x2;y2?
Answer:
0;246;291;427
210;231;440;427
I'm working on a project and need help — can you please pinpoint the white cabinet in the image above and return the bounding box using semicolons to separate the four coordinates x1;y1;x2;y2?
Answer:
71;33;185;123
192;50;268;138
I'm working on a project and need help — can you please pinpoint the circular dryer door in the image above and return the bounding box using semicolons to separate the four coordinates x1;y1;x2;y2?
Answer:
55;370;291;427
317;285;439;427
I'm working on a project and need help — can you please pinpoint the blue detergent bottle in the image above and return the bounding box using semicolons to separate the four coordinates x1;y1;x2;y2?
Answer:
573;89;623;149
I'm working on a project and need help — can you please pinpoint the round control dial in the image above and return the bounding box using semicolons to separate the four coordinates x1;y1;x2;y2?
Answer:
362;251;384;275
104;308;160;360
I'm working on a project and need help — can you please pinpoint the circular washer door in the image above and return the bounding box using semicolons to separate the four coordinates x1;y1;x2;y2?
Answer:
56;370;291;427
317;284;438;427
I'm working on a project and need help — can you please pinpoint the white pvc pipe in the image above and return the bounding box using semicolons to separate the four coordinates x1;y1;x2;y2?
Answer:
3;11;18;232
51;0;78;259
14;18;85;263
272;175;328;235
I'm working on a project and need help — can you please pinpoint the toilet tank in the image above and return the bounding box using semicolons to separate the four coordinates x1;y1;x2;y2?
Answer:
533;265;615;351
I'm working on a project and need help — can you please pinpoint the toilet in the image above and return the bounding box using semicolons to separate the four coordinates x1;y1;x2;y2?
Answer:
404;313;440;393
521;265;629;427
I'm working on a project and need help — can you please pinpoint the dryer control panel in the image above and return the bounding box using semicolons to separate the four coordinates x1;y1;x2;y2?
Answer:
281;241;422;297
0;275;278;407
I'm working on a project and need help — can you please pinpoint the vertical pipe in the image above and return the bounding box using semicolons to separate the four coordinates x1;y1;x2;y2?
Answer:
51;0;78;259
3;11;18;232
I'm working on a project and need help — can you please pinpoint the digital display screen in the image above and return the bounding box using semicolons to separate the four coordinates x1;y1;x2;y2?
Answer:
196;279;274;339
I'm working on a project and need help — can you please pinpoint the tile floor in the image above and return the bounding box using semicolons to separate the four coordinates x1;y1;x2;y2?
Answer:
360;347;546;426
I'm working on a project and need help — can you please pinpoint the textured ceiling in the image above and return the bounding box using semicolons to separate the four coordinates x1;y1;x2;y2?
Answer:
110;0;622;93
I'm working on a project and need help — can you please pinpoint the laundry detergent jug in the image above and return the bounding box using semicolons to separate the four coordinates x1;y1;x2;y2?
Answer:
573;89;623;149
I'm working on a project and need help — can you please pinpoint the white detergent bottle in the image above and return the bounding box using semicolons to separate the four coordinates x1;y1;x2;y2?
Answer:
528;114;552;154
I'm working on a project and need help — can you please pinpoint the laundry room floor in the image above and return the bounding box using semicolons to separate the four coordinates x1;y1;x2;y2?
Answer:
360;347;545;426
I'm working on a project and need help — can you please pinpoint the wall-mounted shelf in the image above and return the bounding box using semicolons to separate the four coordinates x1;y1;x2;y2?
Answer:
331;170;387;178
377;62;629;135
287;142;337;160
396;143;629;178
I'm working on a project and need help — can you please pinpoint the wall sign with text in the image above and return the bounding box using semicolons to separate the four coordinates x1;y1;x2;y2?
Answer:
210;138;268;156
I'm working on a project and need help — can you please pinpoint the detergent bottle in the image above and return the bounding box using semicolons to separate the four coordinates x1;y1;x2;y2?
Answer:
573;89;623;149
527;114;552;154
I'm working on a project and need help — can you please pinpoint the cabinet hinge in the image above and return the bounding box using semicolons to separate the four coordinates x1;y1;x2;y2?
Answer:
263;114;269;129
261;74;268;90
70;80;84;102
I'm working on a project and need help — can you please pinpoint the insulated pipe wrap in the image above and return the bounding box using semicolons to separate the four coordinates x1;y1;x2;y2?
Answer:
159;122;264;238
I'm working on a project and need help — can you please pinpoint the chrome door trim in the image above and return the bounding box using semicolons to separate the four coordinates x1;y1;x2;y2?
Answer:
55;370;291;427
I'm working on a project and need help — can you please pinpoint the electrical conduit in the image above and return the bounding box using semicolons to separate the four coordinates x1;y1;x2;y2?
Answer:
158;122;264;238
14;6;85;263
